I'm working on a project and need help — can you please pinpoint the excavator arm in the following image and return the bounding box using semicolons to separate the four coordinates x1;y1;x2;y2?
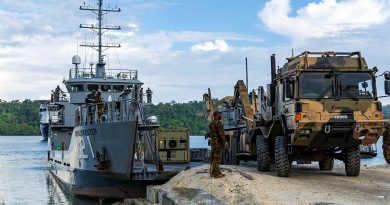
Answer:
233;80;257;130
203;88;214;121
204;80;258;131
203;88;234;121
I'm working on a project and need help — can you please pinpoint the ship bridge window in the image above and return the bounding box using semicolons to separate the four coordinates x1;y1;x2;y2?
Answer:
87;84;99;91
126;84;134;89
101;84;111;91
70;84;84;92
113;85;124;92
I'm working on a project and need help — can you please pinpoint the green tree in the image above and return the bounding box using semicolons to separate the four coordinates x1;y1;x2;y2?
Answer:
144;101;209;135
0;99;40;135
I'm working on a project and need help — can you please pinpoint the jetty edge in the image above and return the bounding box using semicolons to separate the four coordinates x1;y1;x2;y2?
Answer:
115;163;389;205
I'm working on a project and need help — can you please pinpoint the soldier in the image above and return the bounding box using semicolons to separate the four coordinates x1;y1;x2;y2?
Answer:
146;87;153;104
95;90;104;119
85;90;96;124
53;85;62;102
85;90;96;104
209;111;226;178
383;122;390;164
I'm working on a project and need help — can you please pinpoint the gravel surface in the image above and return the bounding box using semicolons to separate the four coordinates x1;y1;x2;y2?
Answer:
158;163;390;205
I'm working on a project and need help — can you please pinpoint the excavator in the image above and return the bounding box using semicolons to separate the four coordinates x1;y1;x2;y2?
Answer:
203;80;261;165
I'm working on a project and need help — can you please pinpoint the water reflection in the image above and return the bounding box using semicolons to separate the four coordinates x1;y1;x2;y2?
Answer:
46;174;97;205
0;135;387;205
0;136;108;205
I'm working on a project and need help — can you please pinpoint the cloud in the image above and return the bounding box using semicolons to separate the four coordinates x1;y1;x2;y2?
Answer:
0;7;262;103
190;40;229;52
259;0;390;42
3;0;390;105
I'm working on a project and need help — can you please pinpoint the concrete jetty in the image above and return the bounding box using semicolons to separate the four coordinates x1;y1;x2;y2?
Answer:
116;164;390;205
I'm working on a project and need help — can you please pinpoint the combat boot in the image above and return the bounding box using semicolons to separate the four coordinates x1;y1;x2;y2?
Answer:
214;173;225;178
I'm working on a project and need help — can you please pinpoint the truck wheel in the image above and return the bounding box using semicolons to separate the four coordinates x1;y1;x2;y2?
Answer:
231;138;239;165
257;135;270;172
344;146;360;176
319;157;334;171
275;136;291;177
383;135;390;164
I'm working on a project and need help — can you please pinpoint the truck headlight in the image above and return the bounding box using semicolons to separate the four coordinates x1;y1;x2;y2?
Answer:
299;129;311;134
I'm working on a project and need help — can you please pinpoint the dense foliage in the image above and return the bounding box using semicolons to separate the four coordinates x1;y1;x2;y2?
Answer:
0;99;40;135
144;101;209;136
0;99;210;136
4;99;390;136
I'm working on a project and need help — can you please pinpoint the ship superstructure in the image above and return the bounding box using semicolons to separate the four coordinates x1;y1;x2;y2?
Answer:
46;0;187;199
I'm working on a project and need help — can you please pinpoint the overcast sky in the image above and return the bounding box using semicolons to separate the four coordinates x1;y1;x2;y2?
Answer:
1;0;390;104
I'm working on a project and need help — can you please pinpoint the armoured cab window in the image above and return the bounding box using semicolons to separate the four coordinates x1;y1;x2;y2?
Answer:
87;84;99;91
70;84;84;92
338;72;374;99
113;85;124;92
283;77;294;101
101;84;111;92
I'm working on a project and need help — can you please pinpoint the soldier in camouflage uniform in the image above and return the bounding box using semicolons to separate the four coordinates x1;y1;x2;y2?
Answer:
383;122;390;164
209;111;226;178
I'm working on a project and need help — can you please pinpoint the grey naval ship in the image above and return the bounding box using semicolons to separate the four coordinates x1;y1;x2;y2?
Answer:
39;104;49;140
46;0;188;199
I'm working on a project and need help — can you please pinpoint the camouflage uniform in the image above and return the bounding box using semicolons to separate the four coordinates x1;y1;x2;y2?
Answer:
383;124;390;164
209;120;226;177
95;93;104;119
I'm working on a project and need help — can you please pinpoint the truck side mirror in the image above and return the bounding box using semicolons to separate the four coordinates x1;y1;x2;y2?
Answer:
361;81;368;89
385;73;390;95
385;80;390;95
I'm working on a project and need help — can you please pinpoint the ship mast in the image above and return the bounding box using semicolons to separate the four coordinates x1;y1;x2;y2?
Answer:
79;0;121;78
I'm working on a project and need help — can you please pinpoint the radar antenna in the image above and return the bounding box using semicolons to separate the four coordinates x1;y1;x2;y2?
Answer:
79;0;121;77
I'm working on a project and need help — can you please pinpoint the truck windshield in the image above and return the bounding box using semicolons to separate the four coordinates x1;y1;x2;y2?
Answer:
299;73;335;99
299;72;374;99
339;73;373;99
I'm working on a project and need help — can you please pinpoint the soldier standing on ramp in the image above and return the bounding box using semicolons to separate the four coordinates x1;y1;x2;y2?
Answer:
209;111;226;178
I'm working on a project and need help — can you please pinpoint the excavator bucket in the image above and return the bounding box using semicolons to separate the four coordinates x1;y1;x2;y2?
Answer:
203;88;214;121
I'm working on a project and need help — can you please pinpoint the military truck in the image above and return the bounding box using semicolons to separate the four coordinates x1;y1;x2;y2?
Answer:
205;51;388;177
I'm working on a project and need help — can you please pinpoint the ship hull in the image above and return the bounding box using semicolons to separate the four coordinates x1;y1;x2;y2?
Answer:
48;164;170;199
40;123;49;141
49;121;141;199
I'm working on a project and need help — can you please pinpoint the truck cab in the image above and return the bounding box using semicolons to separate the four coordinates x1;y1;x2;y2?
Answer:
259;51;386;176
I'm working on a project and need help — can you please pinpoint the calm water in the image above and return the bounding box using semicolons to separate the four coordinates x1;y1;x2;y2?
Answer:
0;135;385;204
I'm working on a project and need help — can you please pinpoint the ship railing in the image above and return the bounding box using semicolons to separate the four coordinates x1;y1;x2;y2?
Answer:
49;113;65;126
51;92;69;103
69;68;138;80
76;99;140;126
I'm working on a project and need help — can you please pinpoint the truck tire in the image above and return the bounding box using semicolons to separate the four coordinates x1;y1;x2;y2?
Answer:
231;138;239;165
383;135;390;164
275;136;291;177
319;157;334;171
344;146;360;176
256;135;270;172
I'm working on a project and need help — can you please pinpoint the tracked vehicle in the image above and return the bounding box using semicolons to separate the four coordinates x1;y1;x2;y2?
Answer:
205;51;388;177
